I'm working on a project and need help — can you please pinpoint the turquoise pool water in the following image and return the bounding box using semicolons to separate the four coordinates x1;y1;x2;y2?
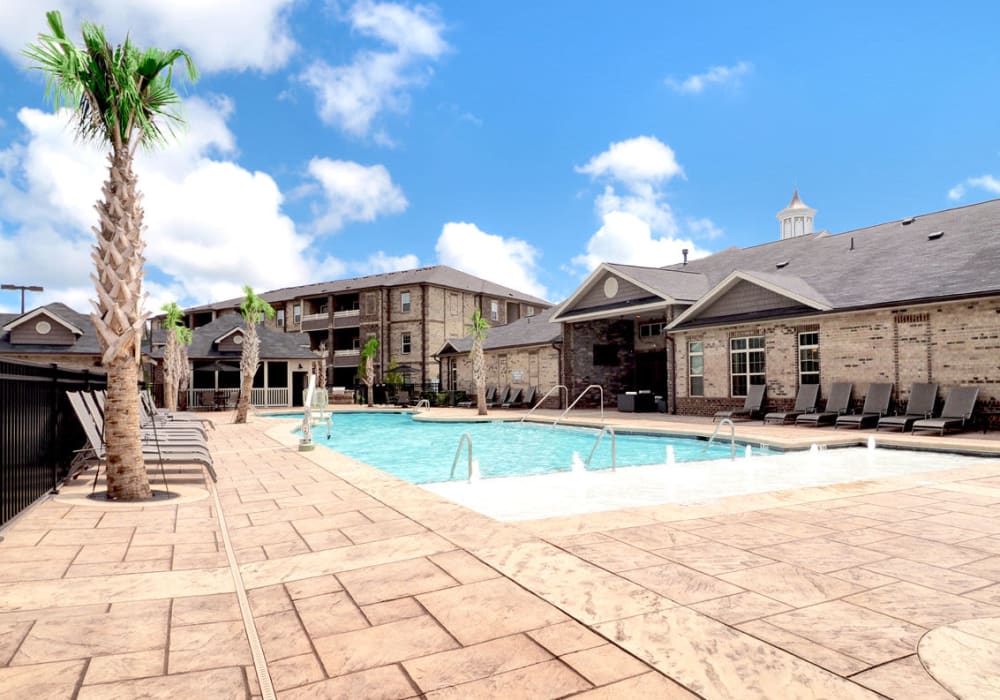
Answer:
282;412;773;484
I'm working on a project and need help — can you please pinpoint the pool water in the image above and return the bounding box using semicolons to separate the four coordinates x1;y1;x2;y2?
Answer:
290;412;771;484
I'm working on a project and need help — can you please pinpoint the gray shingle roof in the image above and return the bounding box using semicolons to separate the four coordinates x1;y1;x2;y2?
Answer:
185;265;552;313
0;303;101;356
666;198;1000;309
155;314;315;360
604;263;710;302
438;306;561;354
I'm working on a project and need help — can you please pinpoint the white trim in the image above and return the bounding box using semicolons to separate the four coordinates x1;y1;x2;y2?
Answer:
213;327;245;344
667;270;833;330
2;307;84;335
552;300;672;324
550;263;682;323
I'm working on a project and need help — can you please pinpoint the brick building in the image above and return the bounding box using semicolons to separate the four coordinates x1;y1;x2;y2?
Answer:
554;195;1000;417
182;266;550;390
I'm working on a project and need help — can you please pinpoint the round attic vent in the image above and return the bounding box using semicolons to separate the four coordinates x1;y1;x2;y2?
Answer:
35;320;51;335
603;277;619;298
233;335;243;345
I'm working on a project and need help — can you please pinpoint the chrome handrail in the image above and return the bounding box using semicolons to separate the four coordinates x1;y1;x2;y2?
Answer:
450;432;473;481
413;399;430;413
555;384;604;425
584;426;616;471
519;385;568;423
704;418;736;460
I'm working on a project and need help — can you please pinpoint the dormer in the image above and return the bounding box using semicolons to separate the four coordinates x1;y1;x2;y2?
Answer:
213;327;247;353
2;307;84;346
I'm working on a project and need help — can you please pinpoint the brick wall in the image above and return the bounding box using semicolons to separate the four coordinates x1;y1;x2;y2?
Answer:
450;345;560;406
564;319;636;407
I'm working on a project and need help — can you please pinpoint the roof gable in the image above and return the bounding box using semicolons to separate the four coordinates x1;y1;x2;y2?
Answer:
552;264;679;323
2;307;84;335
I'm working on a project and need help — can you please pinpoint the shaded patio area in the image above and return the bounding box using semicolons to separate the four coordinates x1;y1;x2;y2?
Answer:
1;410;999;698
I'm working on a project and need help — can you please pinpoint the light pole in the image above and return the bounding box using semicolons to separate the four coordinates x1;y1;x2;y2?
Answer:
1;284;44;313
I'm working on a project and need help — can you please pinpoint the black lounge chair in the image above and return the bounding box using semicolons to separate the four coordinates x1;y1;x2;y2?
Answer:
877;383;938;432
501;387;522;408
519;385;538;408
489;385;511;408
457;383;495;408
796;382;852;427
912;386;980;436
764;384;820;425
714;384;765;422
836;382;894;429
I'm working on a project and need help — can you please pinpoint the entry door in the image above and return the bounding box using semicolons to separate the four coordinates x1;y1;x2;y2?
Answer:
636;351;667;396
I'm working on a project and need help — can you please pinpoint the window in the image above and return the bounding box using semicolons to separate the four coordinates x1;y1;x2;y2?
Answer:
490;300;499;321
319;303;328;314
730;335;765;397
526;306;535;317
798;332;820;385
401;291;411;313
639;322;665;338
276;309;285;328
401;332;411;354
352;336;360;350
593;344;618;366
292;304;301;325
688;341;704;396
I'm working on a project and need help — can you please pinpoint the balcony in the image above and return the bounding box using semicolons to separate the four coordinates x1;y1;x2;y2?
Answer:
333;308;360;327
332;348;361;367
300;312;329;332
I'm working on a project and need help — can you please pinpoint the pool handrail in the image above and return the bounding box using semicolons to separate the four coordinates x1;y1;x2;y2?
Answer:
555;384;604;426
705;418;736;460
519;385;568;423
413;399;430;413
450;432;474;482
584;425;616;471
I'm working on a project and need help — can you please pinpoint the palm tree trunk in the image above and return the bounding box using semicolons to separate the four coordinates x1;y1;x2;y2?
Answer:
104;349;150;499
473;340;487;416
235;321;259;423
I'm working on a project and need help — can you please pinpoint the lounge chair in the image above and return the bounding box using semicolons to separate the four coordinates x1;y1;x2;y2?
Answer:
67;391;217;482
877;383;938;432
501;387;523;408
714;384;765;422
912;386;980;436
92;392;208;442
519;385;538;409
836;382;894;429
763;384;820;425
458;384;495;408
796;382;852;426
395;390;412;407
489;385;511;408
140;390;215;429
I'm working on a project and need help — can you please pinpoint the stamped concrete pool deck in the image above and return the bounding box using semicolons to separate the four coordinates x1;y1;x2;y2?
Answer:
1;407;999;698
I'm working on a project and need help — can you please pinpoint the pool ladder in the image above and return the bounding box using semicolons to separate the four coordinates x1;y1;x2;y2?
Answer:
413;399;430;413
585;426;616;471
519;385;568;423
554;384;604;426
704;418;737;460
450;432;474;482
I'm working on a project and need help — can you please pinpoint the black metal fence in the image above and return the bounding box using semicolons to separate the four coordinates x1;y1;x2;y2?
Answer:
0;359;106;527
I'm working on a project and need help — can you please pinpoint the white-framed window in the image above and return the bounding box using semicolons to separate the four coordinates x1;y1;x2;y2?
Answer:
526;306;535;317
401;332;411;354
688;341;704;396
292;304;301;325
798;331;820;385
400;291;411;313
276;309;285;328
639;321;665;338
490;300;499;321
352;336;360;350
730;335;765;397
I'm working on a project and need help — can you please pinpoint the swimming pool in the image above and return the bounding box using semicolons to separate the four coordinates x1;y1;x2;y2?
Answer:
284;412;773;484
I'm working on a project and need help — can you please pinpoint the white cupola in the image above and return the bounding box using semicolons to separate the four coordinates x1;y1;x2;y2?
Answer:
776;188;816;240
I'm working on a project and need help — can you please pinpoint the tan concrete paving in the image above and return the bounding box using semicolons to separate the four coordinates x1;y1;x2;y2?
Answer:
1;407;999;697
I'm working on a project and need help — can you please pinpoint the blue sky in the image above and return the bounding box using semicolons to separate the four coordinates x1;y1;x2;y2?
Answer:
1;1;999;314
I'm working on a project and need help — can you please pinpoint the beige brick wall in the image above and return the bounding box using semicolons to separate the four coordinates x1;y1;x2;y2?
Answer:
451;345;560;397
673;296;1000;415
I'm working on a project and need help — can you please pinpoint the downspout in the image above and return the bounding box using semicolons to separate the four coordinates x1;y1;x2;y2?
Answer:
666;334;677;414
421;283;428;389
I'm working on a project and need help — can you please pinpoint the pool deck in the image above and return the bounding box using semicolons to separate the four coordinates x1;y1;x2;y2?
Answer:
2;408;1000;698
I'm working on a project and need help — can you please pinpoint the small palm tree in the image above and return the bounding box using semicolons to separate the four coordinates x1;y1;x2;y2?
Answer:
160;301;192;411
25;11;196;501
469;309;490;416
235;286;275;423
359;336;380;407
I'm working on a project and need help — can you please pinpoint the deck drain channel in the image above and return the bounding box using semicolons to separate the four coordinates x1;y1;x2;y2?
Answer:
209;478;276;700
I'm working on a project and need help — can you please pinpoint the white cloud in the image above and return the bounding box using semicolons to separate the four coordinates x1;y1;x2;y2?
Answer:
0;99;419;313
435;222;548;300
0;0;298;73
948;175;1000;201
301;1;447;138
572;136;718;274
307;158;408;234
665;61;752;95
576;136;683;187
363;251;420;274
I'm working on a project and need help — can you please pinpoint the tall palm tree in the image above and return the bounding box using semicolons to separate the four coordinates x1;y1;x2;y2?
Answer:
25;11;197;501
469;309;490;416
359;336;380;407
160;301;192;411
235;286;275;424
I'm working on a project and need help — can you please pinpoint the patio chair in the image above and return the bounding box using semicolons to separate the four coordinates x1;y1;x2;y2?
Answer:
396;390;412;407
457;384;495;408
489;385;511;408
796;382;853;427
501;387;523;408
877;383;938;432
140;390;215;429
714;384;765;422
836;382;894;429
67;391;217;482
519;385;538;408
763;384;820;425
94;391;208;441
911;386;980;436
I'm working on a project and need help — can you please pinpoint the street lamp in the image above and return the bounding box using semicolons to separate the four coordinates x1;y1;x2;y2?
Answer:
1;284;44;313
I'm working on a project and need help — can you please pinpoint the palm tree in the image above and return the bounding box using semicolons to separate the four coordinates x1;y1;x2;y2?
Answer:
469;309;490;416
359;336;380;407
25;11;197;501
235;286;275;424
160;301;192;411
